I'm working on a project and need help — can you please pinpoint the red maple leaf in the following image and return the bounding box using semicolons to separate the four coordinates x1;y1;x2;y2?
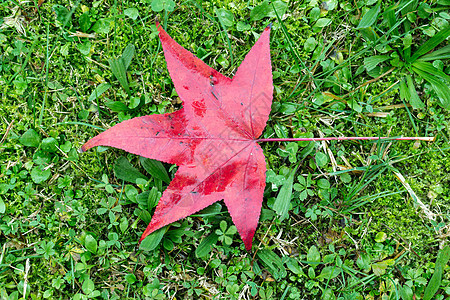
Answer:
82;23;273;251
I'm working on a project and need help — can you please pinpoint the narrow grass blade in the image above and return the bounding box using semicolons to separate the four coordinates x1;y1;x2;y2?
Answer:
412;61;450;82
417;44;450;61
410;27;450;61
413;67;450;109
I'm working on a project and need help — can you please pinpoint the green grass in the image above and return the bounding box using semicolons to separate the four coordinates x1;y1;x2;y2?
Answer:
1;0;449;299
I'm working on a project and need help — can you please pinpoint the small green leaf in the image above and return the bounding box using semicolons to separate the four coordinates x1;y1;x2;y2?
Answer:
121;44;135;70
250;1;271;21
317;266;341;280
374;231;387;243
76;41;91;56
79;12;92;32
195;233;219;258
0;198;5;214
92;18;113;34
304;37;317;52
400;285;413;300
114;156;148;184
139;227;166;251
105;101;129;112
406;75;425;109
273;166;297;220
139;157;170;183
364;55;389;72
109;57;130;94
423;246;450;300
307;245;321;265
151;0;175;12
124;8;139;20
41;137;59;153
357;1;380;29
236;21;251;31
216;8;234;27
315;152;328;168
257;249;287;280
85;235;98;254
314;18;332;29
81;278;95;295
31;166;51;184
19;129;41;147
88;83;111;102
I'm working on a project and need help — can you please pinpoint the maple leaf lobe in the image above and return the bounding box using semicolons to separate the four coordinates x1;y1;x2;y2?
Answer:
82;23;273;251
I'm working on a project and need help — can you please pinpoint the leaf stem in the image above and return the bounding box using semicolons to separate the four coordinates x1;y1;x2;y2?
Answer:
256;136;435;143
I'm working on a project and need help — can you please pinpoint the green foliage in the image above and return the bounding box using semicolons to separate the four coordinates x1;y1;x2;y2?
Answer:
0;0;449;298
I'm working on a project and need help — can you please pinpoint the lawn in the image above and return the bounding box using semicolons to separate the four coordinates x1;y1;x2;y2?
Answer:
0;0;449;299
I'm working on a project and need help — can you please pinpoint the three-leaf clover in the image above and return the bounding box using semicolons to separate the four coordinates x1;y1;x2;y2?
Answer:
215;221;237;246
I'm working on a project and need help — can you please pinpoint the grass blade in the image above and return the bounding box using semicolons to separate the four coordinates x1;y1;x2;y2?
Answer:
410;27;450;61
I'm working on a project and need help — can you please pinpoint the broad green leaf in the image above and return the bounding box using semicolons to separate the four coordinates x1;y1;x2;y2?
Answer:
273;166;297;220
317;266;342;280
82;278;95;295
114;156;148;184
109;58;130;94
121;44;135;70
85;235;98;254
285;257;305;275
314;18;332;28
236;21;251;31
92;18;113;34
139;157;170;183
0;198;5;214
267;1;288;18
76;41;91;56
406;75;425;109
307;245;321;265
19;129;41;147
105;101;129;112
304;37;317;52
41;137;59;153
411;27;450;61
423;246;450;300
31;166;51;184
413;67;450;109
257;249;287;280
88;83;111;102
151;0;175;12
400;285;413;300
195;233;219;258
315;152;329;167
139;227;166;251
250;1;271;21
357;1;381;29
364;55;389;72
79;12;92;33
216;8;234;27
124;8;139;20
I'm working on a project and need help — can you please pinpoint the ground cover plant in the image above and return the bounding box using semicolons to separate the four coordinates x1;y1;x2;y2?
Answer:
1;0;449;299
